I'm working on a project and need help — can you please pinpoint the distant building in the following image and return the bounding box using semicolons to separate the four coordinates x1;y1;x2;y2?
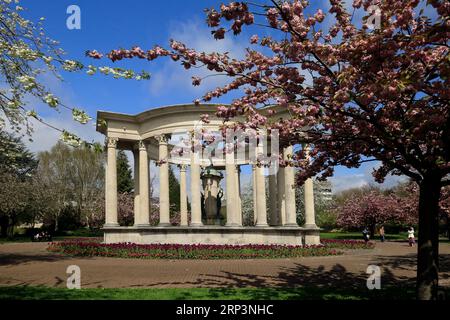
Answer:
314;180;333;205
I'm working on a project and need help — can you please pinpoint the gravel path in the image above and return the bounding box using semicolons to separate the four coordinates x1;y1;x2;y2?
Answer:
0;241;449;289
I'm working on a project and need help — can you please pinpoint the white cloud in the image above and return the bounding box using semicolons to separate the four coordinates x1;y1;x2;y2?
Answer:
330;161;409;194
330;173;369;193
25;113;103;153
5;63;104;153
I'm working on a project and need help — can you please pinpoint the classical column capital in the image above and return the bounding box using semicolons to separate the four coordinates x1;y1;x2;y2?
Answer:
106;137;118;148
138;140;147;151
178;164;188;172
156;134;170;144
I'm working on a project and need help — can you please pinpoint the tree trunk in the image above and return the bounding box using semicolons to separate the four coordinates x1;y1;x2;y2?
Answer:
54;213;59;232
370;223;376;239
7;216;16;238
446;214;450;241
416;174;441;300
0;216;8;238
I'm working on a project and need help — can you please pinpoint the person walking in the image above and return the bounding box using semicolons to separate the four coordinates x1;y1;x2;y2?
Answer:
408;227;415;247
362;227;370;243
379;225;385;242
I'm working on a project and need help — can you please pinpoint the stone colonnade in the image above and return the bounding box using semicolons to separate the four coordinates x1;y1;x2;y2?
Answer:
105;135;317;229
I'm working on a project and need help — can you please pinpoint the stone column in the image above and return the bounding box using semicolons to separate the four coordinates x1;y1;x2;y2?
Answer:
105;137;119;227
304;177;317;228
252;165;258;225
135;140;150;226
284;145;298;227
133;149;140;224
179;165;188;226
304;146;317;229
235;166;242;226
268;173;278;226
190;142;203;227
255;143;268;227
158;135;170;226
225;149;238;226
277;166;286;225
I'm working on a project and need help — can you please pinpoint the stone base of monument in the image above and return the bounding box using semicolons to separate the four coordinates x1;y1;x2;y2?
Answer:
102;226;320;246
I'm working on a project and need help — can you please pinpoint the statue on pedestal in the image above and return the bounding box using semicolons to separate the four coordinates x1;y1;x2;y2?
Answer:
200;166;224;225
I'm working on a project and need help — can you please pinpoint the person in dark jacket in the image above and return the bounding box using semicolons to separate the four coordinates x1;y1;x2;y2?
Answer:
362;227;370;243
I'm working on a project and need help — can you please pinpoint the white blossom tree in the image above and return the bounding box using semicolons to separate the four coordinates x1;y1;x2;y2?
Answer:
0;0;149;146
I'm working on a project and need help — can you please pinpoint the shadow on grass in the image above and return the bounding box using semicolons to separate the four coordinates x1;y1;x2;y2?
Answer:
0;284;431;300
121;251;450;299
117;262;414;300
0;253;73;266
1;252;450;299
1;239;450;300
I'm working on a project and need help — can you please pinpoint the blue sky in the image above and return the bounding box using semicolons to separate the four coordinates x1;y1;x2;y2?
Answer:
19;0;408;193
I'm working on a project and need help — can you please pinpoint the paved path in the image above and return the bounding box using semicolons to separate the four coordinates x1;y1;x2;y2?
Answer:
0;241;449;289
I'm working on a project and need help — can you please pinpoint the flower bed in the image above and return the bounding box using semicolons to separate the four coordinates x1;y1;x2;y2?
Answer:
47;239;373;260
321;239;375;250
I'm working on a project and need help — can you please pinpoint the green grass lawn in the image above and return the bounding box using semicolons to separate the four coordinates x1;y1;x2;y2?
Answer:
320;232;408;241
0;285;438;300
0;228;102;243
0;235;101;244
321;232;450;243
0;230;404;243
2;230;448;244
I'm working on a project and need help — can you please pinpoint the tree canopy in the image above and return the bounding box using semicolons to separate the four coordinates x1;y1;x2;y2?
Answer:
0;129;37;176
37;142;104;230
87;0;449;299
336;186;418;236
0;130;37;236
169;165;181;214
0;0;149;146
117;150;133;193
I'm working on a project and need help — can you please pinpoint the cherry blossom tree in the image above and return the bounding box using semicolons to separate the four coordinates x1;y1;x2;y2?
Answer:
336;186;418;237
87;0;449;299
394;182;450;239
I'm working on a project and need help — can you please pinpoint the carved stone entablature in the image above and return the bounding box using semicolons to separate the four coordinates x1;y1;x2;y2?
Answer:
106;137;118;148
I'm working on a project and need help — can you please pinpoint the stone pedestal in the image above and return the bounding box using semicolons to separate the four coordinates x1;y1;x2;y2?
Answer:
103;226;319;246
